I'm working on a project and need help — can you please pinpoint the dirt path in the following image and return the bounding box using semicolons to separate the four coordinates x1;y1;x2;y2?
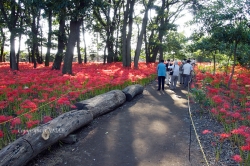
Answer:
27;81;206;166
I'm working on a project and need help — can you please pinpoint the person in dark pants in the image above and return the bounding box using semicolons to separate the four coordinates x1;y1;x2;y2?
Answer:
165;59;172;85
183;59;193;88
157;59;166;90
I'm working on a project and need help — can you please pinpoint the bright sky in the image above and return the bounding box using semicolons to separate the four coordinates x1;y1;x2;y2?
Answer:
175;9;194;37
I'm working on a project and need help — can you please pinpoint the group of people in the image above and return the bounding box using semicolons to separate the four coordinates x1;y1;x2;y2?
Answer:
156;59;194;91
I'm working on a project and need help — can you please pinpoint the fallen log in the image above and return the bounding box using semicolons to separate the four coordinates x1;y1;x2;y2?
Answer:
122;84;144;101
75;90;126;118
0;109;93;166
0;89;128;166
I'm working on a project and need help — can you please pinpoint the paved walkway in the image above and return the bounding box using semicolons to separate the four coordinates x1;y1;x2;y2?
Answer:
27;81;205;166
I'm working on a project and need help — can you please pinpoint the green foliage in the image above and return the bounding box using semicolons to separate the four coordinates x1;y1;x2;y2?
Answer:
190;88;210;107
117;56;122;62
190;0;250;65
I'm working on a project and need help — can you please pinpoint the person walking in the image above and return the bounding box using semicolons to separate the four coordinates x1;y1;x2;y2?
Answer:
182;59;193;88
178;60;185;84
157;59;166;91
168;61;180;90
165;59;172;85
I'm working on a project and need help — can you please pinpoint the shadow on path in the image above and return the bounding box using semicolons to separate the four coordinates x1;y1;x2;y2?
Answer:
27;81;205;166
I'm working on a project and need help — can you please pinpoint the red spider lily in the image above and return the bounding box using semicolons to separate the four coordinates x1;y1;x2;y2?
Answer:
0;130;4;138
223;102;230;109
241;143;250;151
202;129;212;134
211;95;223;104
20;99;37;112
233;105;239;110
43;116;53;123
246;102;250;107
0;101;8;109
0;62;157;147
232;154;243;163
49;97;57;102
24;114;32;120
26;120;40;129
231;126;250;138
230;83;239;90
207;87;219;95
57;97;71;106
239;90;246;95
230;112;242;119
0;115;7;123
16;109;24;115
219;108;227;114
11;130;19;135
219;133;231;140
11;118;21;127
211;108;219;115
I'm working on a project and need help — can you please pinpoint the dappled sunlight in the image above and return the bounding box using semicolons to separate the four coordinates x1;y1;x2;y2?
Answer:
132;138;149;156
168;92;188;108
149;120;168;135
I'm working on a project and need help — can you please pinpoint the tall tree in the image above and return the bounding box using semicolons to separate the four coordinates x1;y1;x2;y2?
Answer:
191;0;250;88
134;0;154;68
62;0;92;74
121;0;136;67
44;1;53;67
93;0;122;63
0;0;22;70
145;0;188;62
0;26;6;62
52;2;67;70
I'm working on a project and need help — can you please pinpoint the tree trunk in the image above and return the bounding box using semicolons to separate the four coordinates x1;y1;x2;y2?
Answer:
213;52;216;75
16;22;23;70
75;90;126;118
77;33;82;64
10;32;17;70
31;11;38;68
52;14;66;70
125;0;135;67
106;36;115;63
82;21;87;63
122;84;144;101
228;41;238;88
103;46;107;64
0;89;128;166
62;20;81;75
134;0;153;68
144;31;150;62
0;110;93;166
45;9;52;66
0;28;5;62
122;1;129;67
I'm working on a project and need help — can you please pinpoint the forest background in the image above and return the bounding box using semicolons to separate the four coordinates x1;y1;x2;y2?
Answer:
0;0;249;75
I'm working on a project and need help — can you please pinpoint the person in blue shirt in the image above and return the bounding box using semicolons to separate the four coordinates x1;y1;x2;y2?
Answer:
157;59;166;90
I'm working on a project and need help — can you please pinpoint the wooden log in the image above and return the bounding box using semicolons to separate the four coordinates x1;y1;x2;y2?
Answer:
0;109;93;166
0;89;127;166
75;90;126;118
122;84;144;101
0;137;33;166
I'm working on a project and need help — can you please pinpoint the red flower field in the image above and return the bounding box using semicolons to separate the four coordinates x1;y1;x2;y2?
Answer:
0;62;156;149
193;64;250;164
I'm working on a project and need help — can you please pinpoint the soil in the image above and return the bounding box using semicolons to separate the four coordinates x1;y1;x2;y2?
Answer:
26;81;238;166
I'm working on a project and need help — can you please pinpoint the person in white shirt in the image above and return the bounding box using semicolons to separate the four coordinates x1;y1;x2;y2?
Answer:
168;61;180;90
178;60;186;84
182;60;193;88
190;58;196;67
165;59;172;85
